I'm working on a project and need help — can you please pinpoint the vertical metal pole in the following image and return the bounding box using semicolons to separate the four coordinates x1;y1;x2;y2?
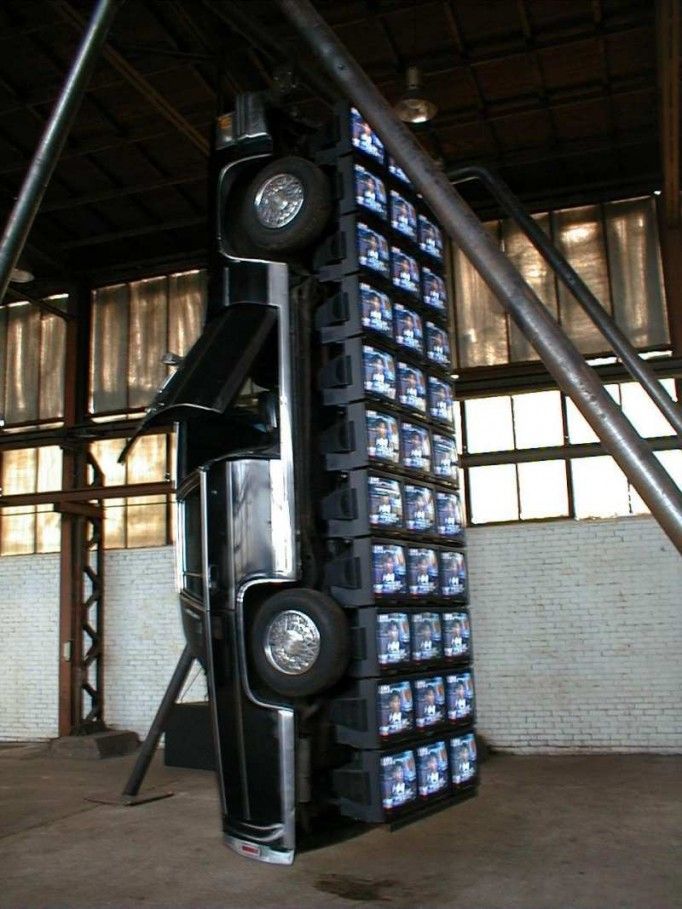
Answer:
0;0;121;302
277;0;682;555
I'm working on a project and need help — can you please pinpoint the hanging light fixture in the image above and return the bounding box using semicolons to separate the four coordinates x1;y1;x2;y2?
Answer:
9;255;34;283
394;65;438;124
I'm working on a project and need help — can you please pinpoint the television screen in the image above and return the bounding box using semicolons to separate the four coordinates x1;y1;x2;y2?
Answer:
415;676;446;728
394;303;423;353
436;491;463;537
397;362;426;413
422;267;447;311
391;247;420;296
390;190;417;241
388;156;411;185
418;214;443;260
446;672;475;723
378;680;413;737
425;321;451;366
372;543;407;596
367;410;400;464
417;741;449;797
450;733;477;786
440;550;466;596
400;422;431;473
432;433;458;482
354;164;387;219
368;476;403;529
381;749;417;810
377;612;410;666
443;611;471;659
404;483;435;533
428;376;454;425
411;611;442;662
357;222;390;277
350;107;385;163
360;283;393;337
363;345;396;401
408;546;439;596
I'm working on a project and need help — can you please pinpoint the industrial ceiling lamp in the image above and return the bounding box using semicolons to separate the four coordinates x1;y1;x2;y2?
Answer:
9;255;34;283
394;65;437;124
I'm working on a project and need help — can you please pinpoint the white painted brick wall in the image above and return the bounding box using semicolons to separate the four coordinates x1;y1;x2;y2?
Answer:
1;516;680;752
0;553;60;741
467;515;682;753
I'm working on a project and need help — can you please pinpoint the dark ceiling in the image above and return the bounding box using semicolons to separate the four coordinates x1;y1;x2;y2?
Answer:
0;0;667;287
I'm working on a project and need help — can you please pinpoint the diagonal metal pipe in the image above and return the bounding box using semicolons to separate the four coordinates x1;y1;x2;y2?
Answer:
449;164;682;439
0;0;123;304
277;0;682;555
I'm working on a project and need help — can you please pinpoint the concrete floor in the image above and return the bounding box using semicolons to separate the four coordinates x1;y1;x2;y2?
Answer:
0;746;680;909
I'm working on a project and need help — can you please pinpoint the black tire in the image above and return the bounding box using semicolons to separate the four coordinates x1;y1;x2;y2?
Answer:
250;588;349;698
236;156;332;254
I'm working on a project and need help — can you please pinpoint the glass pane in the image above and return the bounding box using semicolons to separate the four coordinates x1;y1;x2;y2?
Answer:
5;302;40;424
37;446;62;491
453;222;508;367
553;205;612;355
503;213;558;362
126;496;167;548
512;390;564;448
90;438;126;486
90;284;129;414
518;460;569;519
127;433;167;483
2;448;37;494
604;197;669;348
1;507;35;555
468;464;519;523
620;380;677;438
465;396;514;452
571;456;629;518
36;508;60;553
103;499;126;549
39;308;66;421
128;276;168;409
168;270;206;358
565;384;620;443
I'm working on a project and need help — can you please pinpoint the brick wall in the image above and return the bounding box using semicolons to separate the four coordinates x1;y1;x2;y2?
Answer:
0;553;60;741
1;516;680;751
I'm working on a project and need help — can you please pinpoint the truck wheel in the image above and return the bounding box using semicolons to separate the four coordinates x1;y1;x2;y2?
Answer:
250;589;349;698
236;156;331;254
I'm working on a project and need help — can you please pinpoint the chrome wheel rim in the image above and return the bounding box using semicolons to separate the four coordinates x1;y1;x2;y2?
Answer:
264;610;320;675
254;173;305;228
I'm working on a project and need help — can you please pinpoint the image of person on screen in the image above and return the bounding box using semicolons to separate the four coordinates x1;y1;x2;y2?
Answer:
426;753;441;789
368;292;386;329
391;761;407;801
423;684;437;719
404;371;419;403
454;681;469;717
450;620;464;654
381;553;398;592
419;621;434;656
431;331;445;359
442;498;460;532
456;743;473;781
373;419;392;457
416;555;431;591
413;492;429;528
433;385;450;420
388;691;403;732
369;355;388;393
377;493;394;524
354;117;376;154
386;620;402;659
398;257;413;287
407;430;425;466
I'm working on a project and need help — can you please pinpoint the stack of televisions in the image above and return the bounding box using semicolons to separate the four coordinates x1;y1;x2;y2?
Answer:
312;106;478;825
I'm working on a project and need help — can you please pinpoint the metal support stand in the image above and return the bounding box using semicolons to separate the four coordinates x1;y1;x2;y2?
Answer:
118;644;195;804
277;0;682;555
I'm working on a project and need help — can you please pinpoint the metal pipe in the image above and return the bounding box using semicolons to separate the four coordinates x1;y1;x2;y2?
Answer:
277;0;682;554
122;644;194;798
0;0;121;303
449;164;682;438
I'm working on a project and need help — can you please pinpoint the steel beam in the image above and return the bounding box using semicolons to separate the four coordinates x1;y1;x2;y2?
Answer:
0;481;173;509
277;0;682;554
0;0;121;305
656;0;681;227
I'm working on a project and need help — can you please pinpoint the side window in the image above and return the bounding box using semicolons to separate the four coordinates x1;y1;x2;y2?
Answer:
181;485;203;598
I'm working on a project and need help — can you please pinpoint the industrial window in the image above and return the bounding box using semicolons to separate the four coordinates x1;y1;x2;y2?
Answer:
450;197;669;368
89;433;174;549
459;379;681;525
89;269;206;415
0;446;63;555
0;296;67;428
